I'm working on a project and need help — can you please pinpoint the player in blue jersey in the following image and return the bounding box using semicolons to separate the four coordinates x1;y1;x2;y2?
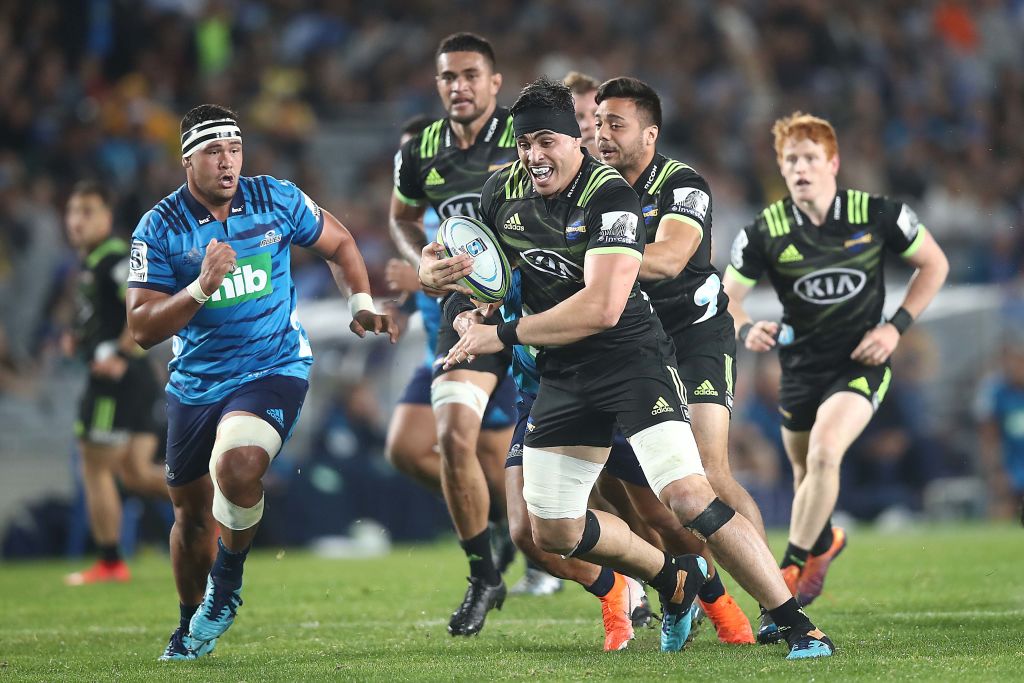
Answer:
126;104;395;661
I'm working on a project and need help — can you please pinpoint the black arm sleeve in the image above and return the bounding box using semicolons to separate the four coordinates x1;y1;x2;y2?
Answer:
441;292;476;326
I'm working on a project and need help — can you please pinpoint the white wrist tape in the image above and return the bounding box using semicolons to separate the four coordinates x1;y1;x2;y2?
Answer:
348;292;376;317
186;278;212;304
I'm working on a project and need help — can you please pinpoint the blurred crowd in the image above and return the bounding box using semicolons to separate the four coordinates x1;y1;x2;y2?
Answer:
2;0;1024;545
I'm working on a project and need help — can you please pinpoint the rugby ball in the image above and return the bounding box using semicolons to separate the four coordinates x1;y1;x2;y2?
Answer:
437;215;511;303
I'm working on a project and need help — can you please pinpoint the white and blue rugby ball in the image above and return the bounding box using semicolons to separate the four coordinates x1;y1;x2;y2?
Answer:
437;215;511;303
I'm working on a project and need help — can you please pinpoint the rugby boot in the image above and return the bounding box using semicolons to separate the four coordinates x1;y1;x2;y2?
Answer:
157;626;217;661
699;594;755;644
781;564;801;598
598;572;635;651
64;559;131;586
784;626;835;660
490;520;517;576
189;575;243;643
756;607;785;645
658;555;709;652
510;567;563;596
625;577;653;628
797;526;847;606
448;576;506;636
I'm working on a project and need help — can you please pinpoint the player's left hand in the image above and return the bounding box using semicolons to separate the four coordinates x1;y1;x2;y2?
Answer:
851;323;900;365
350;310;399;344
385;258;421;294
90;355;128;380
443;323;502;369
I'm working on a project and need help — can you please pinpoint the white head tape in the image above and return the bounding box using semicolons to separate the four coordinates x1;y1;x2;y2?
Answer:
181;118;242;156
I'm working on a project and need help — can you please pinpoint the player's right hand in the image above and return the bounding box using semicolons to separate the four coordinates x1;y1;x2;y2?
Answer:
418;242;474;296
199;238;237;294
385;258;422;295
743;320;778;352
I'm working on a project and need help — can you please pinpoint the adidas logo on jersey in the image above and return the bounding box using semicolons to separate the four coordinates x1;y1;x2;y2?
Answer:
692;380;719;397
778;244;803;263
425;168;445;186
207;253;273;308
651;396;675;415
503;213;524;231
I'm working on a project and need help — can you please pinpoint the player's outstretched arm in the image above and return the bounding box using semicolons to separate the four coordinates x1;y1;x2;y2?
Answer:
314;210;397;343
851;231;948;365
638;216;702;281
723;271;778;353
389;193;429;266
126;238;236;349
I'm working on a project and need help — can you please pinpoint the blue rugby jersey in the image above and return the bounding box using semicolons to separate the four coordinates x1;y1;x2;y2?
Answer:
415;208;442;365
501;269;539;396
128;176;324;404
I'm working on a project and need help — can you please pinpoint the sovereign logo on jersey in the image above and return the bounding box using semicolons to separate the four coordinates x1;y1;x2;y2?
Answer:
597;211;638;244
206;252;274;308
438;193;481;220
521;249;584;281
793;267;866;304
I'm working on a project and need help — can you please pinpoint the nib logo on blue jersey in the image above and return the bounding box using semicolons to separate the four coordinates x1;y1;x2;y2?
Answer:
206;253;274;309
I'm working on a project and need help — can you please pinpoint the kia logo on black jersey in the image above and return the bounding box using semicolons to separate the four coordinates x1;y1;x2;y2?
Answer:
521;249;583;281
438;193;481;220
793;268;866;304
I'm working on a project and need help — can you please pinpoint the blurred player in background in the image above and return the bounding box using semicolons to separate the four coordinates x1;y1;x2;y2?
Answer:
724;112;948;635
389;33;521;635
127;104;394;660
565;71;599;150
63;180;168;587
594;76;758;644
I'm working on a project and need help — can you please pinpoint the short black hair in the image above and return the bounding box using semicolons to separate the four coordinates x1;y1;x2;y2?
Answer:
70;179;113;207
595;77;662;128
180;104;239;137
510;77;576;118
400;114;433;137
436;32;496;70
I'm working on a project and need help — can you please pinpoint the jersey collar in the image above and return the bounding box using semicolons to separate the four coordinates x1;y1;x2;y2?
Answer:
181;183;247;225
788;191;842;228
444;107;508;150
634;152;666;196
557;148;594;203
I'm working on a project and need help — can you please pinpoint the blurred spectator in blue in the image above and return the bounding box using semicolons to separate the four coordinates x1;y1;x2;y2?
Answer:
975;336;1024;519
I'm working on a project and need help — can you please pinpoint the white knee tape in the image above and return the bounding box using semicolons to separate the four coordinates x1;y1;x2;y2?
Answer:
209;415;283;531
627;421;705;498
430;380;489;417
522;447;604;519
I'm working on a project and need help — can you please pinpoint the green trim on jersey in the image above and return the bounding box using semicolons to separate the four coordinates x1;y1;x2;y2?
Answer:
589;246;643;261
577;165;621;207
725;264;757;287
419;119;444;158
660;212;703;238
498;116;516;147
86;238;128;269
847;189;870;224
763;201;790;237
900;226;928;258
648;160;691;196
393;186;425;207
504;161;532;200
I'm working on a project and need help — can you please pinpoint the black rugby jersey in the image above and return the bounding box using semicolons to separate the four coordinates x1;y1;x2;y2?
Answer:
394;107;518;220
74;236;131;361
633;153;729;336
480;150;654;368
728;189;927;372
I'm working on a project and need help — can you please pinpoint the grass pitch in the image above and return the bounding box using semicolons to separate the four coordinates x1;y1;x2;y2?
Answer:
2;524;1023;681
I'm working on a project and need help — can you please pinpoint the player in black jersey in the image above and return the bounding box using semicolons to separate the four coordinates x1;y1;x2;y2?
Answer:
62;181;167;586
594;76;758;644
388;33;519;636
724;112;948;619
423;78;834;660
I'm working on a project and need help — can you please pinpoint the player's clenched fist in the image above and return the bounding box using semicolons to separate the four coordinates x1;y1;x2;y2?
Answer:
199;238;237;294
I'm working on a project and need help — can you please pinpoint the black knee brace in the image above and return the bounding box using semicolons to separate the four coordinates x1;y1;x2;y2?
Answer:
685;498;735;542
566;510;601;558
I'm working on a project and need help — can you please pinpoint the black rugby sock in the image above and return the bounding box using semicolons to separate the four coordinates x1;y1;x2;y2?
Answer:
99;544;121;564
460;529;500;585
179;603;200;631
781;543;809;570
585;567;616;598
647;553;679;600
698;569;726;604
768;597;813;632
211;537;249;587
809;519;834;556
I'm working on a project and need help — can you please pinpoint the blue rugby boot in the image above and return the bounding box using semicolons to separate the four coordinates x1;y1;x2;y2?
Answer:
757;607;784;644
189;575;244;643
785;627;835;660
658;555;709;652
158;626;217;661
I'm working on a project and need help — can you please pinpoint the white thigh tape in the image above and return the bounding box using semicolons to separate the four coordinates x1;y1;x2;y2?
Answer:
627;421;705;497
522;447;604;519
